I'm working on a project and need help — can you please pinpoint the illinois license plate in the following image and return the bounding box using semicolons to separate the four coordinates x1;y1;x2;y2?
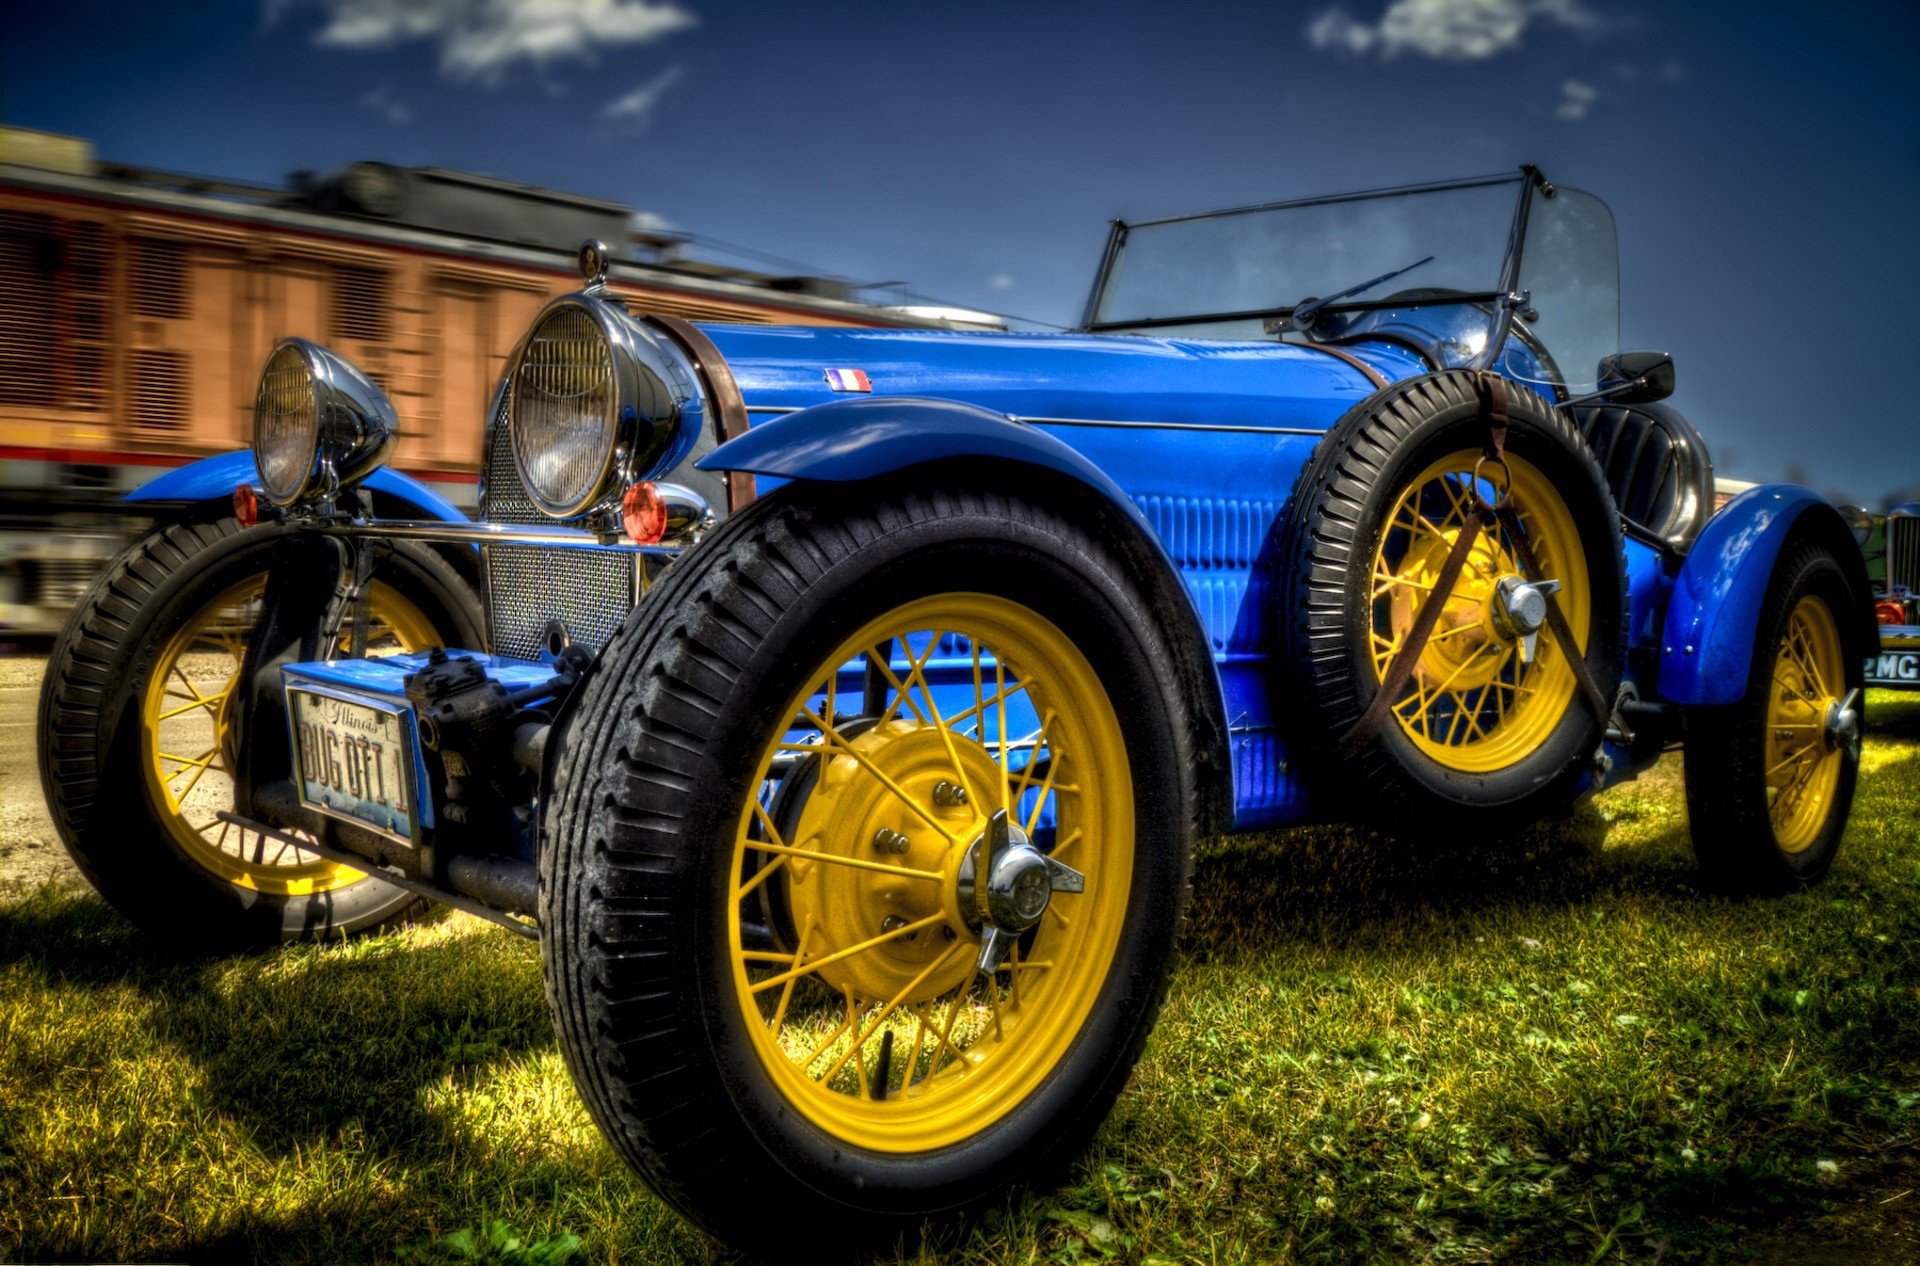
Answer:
288;687;420;845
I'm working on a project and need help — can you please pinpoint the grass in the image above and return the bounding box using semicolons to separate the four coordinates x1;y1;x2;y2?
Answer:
4;693;1920;1264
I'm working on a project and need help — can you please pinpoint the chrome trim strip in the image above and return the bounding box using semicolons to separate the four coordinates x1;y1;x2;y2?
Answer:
310;519;681;558
741;403;1321;437
1023;416;1325;436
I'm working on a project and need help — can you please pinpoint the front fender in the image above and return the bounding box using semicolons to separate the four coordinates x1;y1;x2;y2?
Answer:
1658;484;1864;706
697;394;1237;832
126;450;470;524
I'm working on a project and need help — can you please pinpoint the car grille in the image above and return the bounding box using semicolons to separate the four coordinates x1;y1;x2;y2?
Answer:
480;416;640;660
1890;516;1920;596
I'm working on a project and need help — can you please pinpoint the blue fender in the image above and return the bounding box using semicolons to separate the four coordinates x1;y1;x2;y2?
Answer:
697;395;1163;539
126;450;469;524
698;394;1239;832
1657;484;1853;706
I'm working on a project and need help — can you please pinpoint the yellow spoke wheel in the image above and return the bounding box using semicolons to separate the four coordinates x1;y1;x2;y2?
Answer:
1367;447;1592;773
1765;594;1847;853
726;594;1133;1153
139;574;438;895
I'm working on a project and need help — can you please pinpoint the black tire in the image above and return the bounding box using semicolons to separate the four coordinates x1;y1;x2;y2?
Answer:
1684;537;1865;892
36;516;483;948
1278;371;1628;827
542;482;1200;1255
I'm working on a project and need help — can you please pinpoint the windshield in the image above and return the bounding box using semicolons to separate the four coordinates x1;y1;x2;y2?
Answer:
1083;173;1620;392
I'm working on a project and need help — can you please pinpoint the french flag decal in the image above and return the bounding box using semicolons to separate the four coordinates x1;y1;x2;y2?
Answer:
824;367;872;393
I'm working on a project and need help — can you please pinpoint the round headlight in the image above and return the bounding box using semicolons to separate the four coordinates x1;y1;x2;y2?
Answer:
505;296;703;519
254;343;320;505
251;338;399;507
508;304;622;518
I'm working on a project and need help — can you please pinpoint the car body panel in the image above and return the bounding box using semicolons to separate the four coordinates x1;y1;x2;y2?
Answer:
698;324;1394;426
1656;485;1845;706
691;320;1675;824
126;449;471;524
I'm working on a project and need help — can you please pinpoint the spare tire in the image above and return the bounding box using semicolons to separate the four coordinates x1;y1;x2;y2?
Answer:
1278;370;1627;827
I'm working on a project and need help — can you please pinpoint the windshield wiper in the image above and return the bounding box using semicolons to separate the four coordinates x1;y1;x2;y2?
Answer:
1289;254;1436;327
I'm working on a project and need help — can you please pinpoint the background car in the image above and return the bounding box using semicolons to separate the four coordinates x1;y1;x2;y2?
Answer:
1844;502;1920;691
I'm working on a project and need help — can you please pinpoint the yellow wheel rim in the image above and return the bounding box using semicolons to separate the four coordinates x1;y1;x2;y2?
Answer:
1766;594;1847;852
139;573;438;895
727;594;1133;1153
1367;448;1592;773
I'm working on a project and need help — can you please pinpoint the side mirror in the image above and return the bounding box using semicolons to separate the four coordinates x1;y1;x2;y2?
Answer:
1595;351;1675;404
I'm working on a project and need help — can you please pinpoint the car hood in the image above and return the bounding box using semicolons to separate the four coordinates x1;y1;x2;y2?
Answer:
696;324;1412;432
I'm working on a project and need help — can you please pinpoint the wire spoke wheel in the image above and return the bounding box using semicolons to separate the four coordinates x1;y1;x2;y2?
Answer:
138;574;438;895
1765;595;1847;852
1367;447;1592;773
1682;535;1863;892
728;593;1132;1152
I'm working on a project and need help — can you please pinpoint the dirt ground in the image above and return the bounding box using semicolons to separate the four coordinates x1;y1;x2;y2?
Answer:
0;655;73;894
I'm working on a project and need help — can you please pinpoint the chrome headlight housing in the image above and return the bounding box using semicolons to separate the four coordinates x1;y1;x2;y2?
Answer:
504;293;706;519
252;338;399;507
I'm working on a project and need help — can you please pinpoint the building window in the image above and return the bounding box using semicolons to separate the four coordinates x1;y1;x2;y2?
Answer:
332;264;391;343
0;211;112;411
131;237;190;320
128;349;190;434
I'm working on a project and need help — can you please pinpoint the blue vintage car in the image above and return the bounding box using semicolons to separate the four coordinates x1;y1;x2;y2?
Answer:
39;168;1876;1251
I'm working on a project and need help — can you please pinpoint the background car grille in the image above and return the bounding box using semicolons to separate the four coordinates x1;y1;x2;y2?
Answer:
480;413;641;660
1890;516;1920;597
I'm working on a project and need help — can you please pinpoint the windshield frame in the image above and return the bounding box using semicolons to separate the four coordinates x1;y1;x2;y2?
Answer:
1077;169;1548;368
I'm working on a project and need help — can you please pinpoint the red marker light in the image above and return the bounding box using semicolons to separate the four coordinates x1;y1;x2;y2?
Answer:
233;483;259;528
622;480;667;544
1877;600;1907;627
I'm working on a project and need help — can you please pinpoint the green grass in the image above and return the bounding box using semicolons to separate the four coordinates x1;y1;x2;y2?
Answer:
5;693;1920;1263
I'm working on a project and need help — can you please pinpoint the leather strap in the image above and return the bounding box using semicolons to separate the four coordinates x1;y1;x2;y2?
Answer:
645;315;757;511
1495;502;1626;742
1309;343;1388;390
1338;503;1492;756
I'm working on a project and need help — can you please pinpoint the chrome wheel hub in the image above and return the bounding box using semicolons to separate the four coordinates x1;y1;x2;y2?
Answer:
1823;688;1862;761
955;809;1084;973
1490;574;1562;664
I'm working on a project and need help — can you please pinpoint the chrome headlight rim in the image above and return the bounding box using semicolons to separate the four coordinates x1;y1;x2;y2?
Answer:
502;293;705;521
252;337;399;509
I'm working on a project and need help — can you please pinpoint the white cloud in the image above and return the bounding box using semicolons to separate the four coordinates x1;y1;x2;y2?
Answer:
276;0;696;84
359;84;412;123
988;274;1016;291
600;64;684;131
1553;77;1598;121
1306;0;1610;62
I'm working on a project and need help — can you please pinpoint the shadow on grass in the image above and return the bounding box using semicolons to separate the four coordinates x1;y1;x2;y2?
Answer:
0;891;551;1146
1179;791;1692;964
1869;689;1920;741
0;887;712;1263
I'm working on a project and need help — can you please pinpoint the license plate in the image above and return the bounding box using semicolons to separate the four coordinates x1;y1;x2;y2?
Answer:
1866;650;1920;688
288;687;420;845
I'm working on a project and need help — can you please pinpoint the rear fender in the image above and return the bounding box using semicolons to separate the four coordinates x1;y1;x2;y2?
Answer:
126;450;470;524
1657;485;1873;706
698;395;1236;831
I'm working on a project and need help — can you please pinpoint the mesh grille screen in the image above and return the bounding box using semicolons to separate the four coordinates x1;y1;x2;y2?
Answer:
1890;517;1920;596
485;546;637;660
480;410;638;659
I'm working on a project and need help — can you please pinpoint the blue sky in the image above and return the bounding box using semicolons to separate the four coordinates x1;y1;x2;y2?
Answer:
4;0;1917;502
